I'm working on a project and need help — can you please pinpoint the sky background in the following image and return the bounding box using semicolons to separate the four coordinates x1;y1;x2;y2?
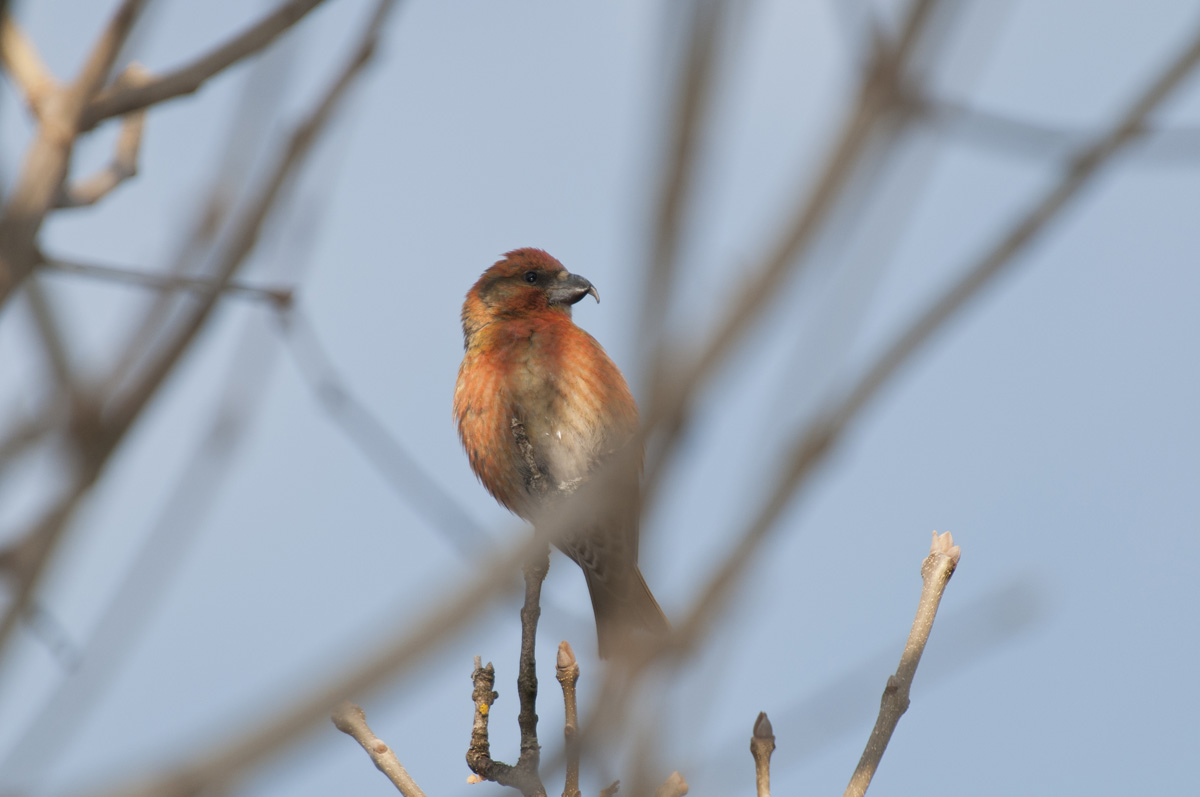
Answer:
0;1;1198;795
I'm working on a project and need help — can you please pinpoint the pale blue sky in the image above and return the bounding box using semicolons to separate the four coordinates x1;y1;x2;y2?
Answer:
0;1;1198;795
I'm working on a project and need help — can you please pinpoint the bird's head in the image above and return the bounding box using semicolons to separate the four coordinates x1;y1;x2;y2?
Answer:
462;248;599;342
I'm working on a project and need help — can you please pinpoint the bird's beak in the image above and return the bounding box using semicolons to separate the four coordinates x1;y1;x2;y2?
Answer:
548;272;600;306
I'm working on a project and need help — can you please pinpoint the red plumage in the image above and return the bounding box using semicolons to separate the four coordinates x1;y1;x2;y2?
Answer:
454;248;668;657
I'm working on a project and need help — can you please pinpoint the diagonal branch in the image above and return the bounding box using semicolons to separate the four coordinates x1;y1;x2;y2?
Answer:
333;702;428;796
82;0;330;129
844;532;960;797
0;0;399;673
0;15;59;115
642;0;947;484
672;12;1200;656
572;13;1200;759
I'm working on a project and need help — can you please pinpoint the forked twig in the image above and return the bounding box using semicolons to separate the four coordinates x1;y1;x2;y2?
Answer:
82;0;332;129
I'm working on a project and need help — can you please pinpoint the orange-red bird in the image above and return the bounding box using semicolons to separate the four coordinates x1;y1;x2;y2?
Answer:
454;248;668;657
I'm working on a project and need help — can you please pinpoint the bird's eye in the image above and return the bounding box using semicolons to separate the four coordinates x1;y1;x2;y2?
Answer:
523;271;538;284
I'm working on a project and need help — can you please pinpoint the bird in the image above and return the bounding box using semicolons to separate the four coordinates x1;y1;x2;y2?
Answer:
454;248;669;657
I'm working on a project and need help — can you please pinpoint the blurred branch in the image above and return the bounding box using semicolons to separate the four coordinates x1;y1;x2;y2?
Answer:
640;0;726;386
333;702;427;796
89;533;528;796
39;252;294;306
0;15;58;115
672;11;1200;654
643;0;946;480
0;0;148;309
555;641;582;797
22;275;76;394
0;409;61;480
279;309;492;556
466;547;550;797
750;712;774;797
914;93;1200;161
82;0;330;129
844;532;960;797
575;12;1200;765
56;63;152;208
0;0;397;673
104;18;303;395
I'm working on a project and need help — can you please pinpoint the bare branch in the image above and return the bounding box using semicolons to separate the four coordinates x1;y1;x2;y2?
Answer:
844;532;961;797
750;712;774;797
67;0;149;107
466;547;550;797
670;13;1200;655
643;0;946;485
39;253;294;307
22;274;76;393
555;641;582;797
56;63;152;208
91;533;532;797
0;15;59;114
914;93;1200;162
0;0;148;309
640;0;725;387
332;702;427;797
82;0;331;129
0;0;400;675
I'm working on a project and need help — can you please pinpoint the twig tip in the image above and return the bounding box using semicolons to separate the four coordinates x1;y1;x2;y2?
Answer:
753;711;774;739
929;530;962;564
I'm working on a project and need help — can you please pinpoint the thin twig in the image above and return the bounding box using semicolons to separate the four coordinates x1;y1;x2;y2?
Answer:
22;274;76;394
332;702;427;796
56;63;152;208
279;309;491;556
555;641;582;797
67;0;149;107
844;532;961;797
466;547;550;797
82;0;330;129
915;93;1200;162
750;712;774;797
38;253;294;307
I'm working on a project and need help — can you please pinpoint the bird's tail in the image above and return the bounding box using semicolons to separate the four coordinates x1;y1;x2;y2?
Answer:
584;566;670;659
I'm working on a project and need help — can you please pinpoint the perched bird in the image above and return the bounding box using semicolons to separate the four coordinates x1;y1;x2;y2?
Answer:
454;248;669;657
